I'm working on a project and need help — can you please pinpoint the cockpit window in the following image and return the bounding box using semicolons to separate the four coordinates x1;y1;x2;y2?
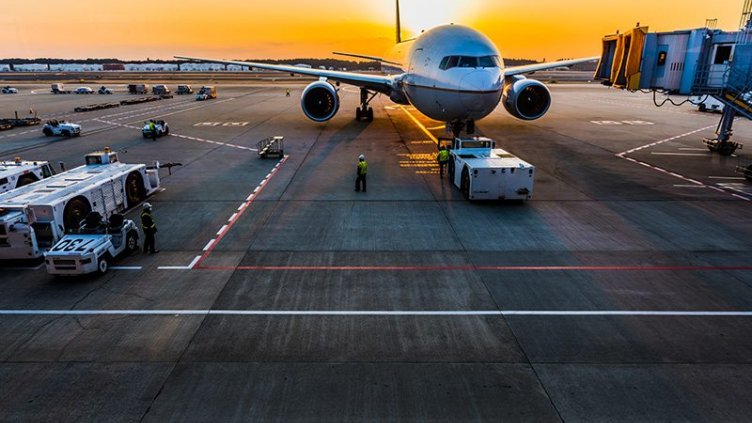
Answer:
439;55;501;70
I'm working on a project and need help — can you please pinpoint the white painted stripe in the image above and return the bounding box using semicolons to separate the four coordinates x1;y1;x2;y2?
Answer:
732;194;751;201
650;152;708;157
157;266;192;270
202;239;215;252
708;176;746;180
228;213;238;222
110;266;142;270
678;147;708;151
253;186;260;193
188;255;201;269
673;185;707;188
216;225;228;236
246;194;255;201
0;309;751;317
237;204;245;211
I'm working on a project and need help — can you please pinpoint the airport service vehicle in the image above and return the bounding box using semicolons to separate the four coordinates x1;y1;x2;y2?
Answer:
42;120;81;137
152;84;171;95
0;149;160;260
142;120;169;138
75;87;94;94
128;84;150;95
44;212;139;275
0;159;55;194
445;136;534;201
98;86;113;95
177;85;193;95
176;0;596;137
196;86;216;101
51;83;71;94
1;86;18;94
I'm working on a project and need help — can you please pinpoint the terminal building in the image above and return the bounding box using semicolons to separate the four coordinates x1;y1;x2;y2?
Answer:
596;6;752;155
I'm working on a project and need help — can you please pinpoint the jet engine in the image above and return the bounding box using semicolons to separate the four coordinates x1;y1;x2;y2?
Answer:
301;81;339;122
501;76;551;121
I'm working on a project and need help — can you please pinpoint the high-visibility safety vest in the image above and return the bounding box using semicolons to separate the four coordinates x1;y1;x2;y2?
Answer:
357;161;368;175
438;149;450;162
141;211;156;230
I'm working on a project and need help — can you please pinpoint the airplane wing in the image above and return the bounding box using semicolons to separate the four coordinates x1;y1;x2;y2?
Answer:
333;52;402;67
175;56;395;94
505;57;600;76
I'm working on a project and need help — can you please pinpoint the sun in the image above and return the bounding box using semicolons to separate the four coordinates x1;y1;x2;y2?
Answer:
399;0;480;35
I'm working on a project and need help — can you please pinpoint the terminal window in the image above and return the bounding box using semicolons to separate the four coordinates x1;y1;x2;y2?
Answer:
714;45;733;64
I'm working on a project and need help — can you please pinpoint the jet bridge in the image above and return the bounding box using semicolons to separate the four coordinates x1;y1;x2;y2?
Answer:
595;13;752;156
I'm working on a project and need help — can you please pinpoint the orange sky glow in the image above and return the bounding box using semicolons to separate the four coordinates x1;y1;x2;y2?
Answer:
0;0;745;60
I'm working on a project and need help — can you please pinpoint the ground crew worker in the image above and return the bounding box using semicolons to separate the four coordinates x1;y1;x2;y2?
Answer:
437;145;450;178
286;88;291;97
355;154;367;192
148;120;157;141
140;203;159;254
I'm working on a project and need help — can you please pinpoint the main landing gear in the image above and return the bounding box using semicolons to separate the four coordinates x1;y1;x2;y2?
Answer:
704;107;742;156
355;87;376;122
450;119;476;138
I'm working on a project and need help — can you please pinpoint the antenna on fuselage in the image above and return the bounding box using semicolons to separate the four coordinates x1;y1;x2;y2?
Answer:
396;0;402;43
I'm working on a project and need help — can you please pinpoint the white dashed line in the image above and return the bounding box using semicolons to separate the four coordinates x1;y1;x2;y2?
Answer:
202;239;216;252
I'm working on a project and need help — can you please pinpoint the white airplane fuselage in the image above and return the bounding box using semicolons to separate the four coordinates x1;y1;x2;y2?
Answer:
388;24;504;122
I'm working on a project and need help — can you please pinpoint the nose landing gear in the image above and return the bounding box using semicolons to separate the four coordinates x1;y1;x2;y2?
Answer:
450;119;476;138
356;87;377;122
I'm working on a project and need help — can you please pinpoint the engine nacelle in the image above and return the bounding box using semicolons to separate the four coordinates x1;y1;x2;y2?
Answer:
301;81;339;122
501;76;551;121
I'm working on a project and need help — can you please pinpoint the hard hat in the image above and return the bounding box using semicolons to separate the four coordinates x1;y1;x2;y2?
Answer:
358;154;365;161
142;202;152;210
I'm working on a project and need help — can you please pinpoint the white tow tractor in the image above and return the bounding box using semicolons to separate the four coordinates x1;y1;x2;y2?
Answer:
45;212;139;275
0;148;160;260
0;158;55;194
142;120;169;138
42;120;82;137
444;136;535;201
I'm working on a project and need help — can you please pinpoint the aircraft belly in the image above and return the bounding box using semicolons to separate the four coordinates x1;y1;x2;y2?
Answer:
405;84;500;122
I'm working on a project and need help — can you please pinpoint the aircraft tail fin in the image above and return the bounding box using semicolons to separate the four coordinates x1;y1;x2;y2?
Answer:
396;0;402;44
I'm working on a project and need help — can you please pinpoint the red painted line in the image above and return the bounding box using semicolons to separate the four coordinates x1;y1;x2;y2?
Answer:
196;265;752;272
194;156;288;269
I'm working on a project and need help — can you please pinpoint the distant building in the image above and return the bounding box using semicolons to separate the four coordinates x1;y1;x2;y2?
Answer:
103;63;126;71
13;63;48;72
0;64;11;72
124;63;179;71
49;63;103;72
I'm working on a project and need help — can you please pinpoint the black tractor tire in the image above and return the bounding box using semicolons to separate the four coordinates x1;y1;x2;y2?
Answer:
16;174;38;188
355;107;362;121
97;255;110;274
367;107;374;122
61;130;71;137
43;127;53;136
125;230;139;253
164;127;169;135
62;197;91;232
717;143;737;156
460;167;470;199
125;171;146;207
699;104;707;112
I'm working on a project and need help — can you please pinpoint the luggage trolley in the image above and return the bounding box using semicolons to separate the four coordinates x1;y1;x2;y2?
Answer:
257;136;284;159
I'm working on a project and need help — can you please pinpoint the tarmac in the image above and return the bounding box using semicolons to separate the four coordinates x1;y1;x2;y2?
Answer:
0;81;751;422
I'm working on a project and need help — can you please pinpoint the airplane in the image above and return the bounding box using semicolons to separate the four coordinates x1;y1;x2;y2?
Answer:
177;0;597;137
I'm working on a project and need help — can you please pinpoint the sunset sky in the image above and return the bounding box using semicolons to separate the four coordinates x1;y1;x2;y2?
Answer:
0;0;744;60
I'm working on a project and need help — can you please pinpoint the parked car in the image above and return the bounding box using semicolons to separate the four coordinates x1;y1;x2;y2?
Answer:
75;87;94;94
152;84;171;95
42;120;82;137
177;85;194;95
1;86;18;94
98;86;113;94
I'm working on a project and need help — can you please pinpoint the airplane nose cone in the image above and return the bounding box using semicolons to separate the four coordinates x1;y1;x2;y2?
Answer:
460;69;501;92
459;69;503;116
